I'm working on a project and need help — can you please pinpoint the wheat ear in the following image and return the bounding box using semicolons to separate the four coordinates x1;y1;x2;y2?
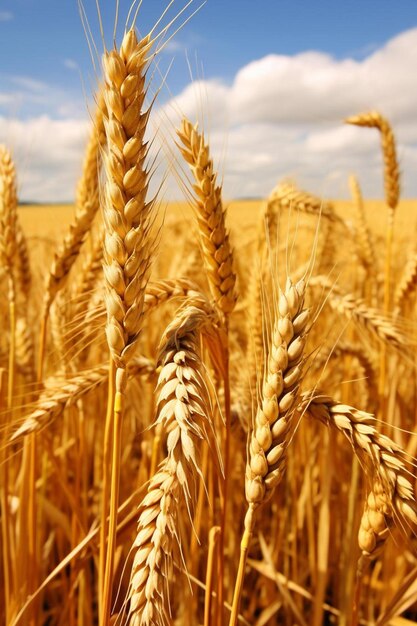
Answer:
37;99;106;386
304;391;417;619
77;92;106;209
127;308;213;626
71;230;104;320
176;118;237;317
15;316;36;383
349;175;377;276
11;356;154;441
229;278;310;626
345;112;399;212
310;275;406;350
0;145;18;298
358;478;392;559
304;394;417;530
394;251;417;317
269;180;343;225
14;220;31;301
246;186;281;402
176;118;237;614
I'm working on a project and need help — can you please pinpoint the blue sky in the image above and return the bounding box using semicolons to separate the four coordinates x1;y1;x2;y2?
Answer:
2;0;417;115
1;0;417;200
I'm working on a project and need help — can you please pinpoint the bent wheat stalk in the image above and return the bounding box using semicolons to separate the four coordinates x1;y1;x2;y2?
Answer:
303;394;417;528
345;112;399;213
316;342;378;408
304;392;417;624
346;111;400;398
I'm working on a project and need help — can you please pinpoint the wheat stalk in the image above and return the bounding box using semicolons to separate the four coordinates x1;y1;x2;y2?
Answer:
100;26;158;624
0;142;19;626
346;111;400;400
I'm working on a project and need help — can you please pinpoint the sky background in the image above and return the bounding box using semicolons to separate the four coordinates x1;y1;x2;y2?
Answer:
1;0;417;201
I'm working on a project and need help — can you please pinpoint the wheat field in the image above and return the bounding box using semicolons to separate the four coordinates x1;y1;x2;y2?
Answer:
1;6;417;626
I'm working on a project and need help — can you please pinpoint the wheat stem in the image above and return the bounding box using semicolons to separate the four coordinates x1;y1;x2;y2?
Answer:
98;358;116;622
101;370;125;626
204;526;221;626
228;506;256;626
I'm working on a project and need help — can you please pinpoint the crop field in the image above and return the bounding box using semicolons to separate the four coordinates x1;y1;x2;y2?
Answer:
18;197;417;237
1;5;417;626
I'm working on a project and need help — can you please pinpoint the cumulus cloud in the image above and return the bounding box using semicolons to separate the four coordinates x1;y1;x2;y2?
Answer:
160;28;417;199
0;116;89;202
1;27;417;201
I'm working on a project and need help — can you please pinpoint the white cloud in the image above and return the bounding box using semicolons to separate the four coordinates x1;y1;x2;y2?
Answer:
0;11;13;22
1;28;417;202
0;116;89;202
158;27;417;200
0;74;89;120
